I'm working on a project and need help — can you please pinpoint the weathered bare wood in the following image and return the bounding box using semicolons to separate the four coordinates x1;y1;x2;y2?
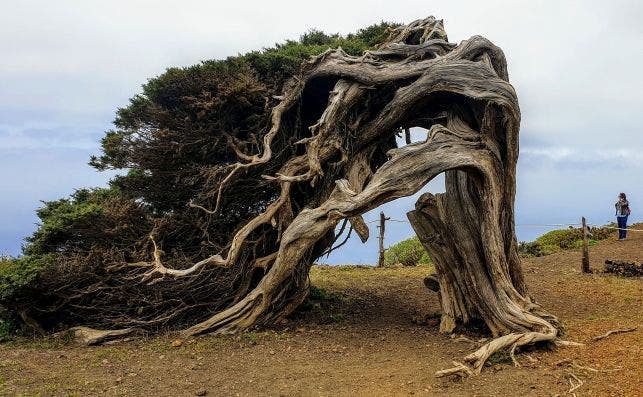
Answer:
95;16;562;375
592;327;637;341
65;327;137;346
377;212;389;267
582;217;590;273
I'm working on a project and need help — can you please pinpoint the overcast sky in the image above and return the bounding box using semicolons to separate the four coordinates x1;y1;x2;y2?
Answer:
1;0;641;263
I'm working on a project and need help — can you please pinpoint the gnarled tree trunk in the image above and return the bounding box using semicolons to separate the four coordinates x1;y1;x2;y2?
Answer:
178;17;570;375
49;16;569;375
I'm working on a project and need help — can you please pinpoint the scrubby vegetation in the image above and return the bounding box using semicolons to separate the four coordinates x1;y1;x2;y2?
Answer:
384;224;616;266
0;22;398;333
0;307;17;341
517;226;614;257
384;237;431;266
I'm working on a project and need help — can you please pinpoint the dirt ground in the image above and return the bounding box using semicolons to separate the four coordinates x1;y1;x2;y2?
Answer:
1;227;641;396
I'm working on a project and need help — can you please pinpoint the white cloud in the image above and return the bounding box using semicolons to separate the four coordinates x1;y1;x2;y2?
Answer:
0;121;104;150
521;146;643;168
1;0;641;148
1;0;642;260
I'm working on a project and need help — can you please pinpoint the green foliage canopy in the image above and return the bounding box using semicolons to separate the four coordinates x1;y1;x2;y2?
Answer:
0;21;398;332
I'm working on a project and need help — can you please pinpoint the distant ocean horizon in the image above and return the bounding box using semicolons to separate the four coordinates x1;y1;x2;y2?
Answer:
2;144;640;265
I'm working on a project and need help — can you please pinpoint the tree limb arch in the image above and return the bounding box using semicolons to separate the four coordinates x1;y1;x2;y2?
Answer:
7;17;568;375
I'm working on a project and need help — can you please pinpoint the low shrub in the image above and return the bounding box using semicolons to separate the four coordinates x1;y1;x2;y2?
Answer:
384;237;431;266
518;241;547;257
536;229;582;250
0;307;18;341
518;225;613;258
0;255;54;305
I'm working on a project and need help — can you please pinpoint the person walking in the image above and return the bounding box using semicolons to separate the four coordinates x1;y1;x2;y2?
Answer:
615;192;631;240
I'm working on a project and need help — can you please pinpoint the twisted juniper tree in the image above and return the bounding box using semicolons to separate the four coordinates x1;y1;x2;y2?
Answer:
0;17;571;375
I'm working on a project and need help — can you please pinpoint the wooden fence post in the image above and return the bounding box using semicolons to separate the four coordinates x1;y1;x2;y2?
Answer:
581;216;591;273
404;128;411;145
377;212;390;267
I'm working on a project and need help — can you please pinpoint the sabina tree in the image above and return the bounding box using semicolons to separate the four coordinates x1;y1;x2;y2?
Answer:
0;17;571;376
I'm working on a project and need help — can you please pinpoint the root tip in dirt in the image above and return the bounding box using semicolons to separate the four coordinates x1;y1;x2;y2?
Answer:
63;326;138;346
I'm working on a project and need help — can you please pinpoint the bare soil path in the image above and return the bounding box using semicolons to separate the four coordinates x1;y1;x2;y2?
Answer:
1;227;641;396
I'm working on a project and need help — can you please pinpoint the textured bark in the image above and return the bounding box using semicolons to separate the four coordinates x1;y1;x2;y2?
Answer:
65;327;137;346
182;16;560;342
63;16;567;373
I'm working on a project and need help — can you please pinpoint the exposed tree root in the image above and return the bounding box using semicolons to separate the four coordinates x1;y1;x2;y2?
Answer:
13;17;567;370
436;326;556;377
436;329;586;378
435;361;473;378
65;327;138;346
567;372;583;394
591;326;637;341
562;361;623;373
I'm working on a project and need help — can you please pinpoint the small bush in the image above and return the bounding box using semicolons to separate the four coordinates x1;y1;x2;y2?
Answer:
384;237;431;266
535;229;582;250
0;255;53;304
518;241;544;257
0;308;18;341
518;225;613;258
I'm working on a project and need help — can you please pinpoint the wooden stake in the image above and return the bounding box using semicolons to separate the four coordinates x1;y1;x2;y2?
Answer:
581;216;590;273
377;211;390;267
404;128;412;145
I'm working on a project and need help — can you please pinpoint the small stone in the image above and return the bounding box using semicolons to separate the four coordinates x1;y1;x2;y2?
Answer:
269;349;275;355
171;339;183;347
102;359;109;365
115;377;122;383
195;389;207;396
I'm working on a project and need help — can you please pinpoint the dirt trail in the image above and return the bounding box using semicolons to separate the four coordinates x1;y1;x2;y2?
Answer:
1;228;641;396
